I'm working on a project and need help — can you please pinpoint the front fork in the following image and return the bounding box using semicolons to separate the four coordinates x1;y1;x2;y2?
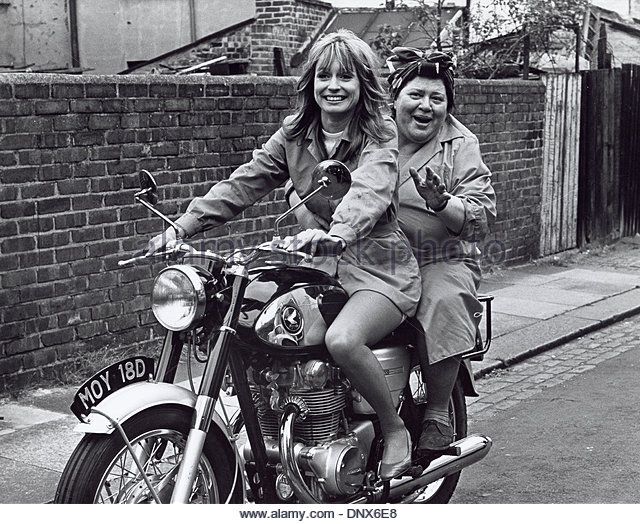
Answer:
170;267;248;504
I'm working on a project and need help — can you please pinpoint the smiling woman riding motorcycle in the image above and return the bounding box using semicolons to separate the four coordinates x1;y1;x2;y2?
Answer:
148;29;421;481
290;48;496;455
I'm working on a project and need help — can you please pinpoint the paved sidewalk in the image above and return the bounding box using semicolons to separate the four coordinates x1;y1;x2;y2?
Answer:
1;236;639;504
473;235;640;376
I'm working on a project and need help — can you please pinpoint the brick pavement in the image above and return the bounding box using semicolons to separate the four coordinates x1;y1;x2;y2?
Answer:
468;313;640;421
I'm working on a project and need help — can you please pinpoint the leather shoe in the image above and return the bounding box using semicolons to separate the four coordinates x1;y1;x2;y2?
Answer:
379;428;412;481
417;419;454;453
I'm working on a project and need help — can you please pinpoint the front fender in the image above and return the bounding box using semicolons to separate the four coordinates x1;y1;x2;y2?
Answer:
74;381;232;441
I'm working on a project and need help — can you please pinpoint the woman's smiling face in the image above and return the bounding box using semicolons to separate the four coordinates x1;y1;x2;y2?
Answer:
395;76;448;146
314;61;361;122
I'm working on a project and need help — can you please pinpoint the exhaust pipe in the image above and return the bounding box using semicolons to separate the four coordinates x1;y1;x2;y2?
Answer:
279;401;320;504
280;399;491;503
387;434;492;501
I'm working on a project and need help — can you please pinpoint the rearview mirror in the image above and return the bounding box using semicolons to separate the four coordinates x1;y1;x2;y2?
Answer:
137;170;158;205
133;170;182;235
273;161;351;238
312;160;351;200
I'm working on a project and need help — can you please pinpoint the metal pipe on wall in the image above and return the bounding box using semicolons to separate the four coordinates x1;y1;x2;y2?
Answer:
69;0;80;67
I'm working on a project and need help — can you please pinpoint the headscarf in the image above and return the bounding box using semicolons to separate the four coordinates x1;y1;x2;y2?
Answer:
386;48;456;107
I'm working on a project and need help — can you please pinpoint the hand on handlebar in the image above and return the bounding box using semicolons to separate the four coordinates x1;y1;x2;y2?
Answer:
147;227;177;255
281;229;345;257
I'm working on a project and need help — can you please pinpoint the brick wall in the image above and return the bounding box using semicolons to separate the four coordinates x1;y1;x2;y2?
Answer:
252;0;333;75
0;74;544;389
454;79;545;265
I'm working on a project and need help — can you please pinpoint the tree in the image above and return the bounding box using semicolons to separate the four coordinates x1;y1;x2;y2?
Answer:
370;24;405;60
371;0;588;78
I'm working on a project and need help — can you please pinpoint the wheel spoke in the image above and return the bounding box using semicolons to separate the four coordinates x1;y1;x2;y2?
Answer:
55;409;230;505
92;428;218;504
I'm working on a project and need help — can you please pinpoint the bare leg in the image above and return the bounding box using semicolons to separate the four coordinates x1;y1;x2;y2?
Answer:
325;291;409;466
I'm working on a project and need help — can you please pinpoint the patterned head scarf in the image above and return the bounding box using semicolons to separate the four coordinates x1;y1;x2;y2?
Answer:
387;48;456;108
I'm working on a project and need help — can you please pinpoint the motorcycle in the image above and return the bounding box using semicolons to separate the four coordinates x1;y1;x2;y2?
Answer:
54;161;493;504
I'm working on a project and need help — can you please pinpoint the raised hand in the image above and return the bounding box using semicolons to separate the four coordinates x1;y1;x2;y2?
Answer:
409;166;451;212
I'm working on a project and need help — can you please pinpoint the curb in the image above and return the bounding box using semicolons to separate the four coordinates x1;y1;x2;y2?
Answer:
473;302;640;380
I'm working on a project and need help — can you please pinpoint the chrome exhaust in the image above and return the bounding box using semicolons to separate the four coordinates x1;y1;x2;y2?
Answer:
279;401;320;503
280;399;491;503
387;434;492;501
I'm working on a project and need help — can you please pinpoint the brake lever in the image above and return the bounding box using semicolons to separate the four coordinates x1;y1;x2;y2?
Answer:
118;250;149;267
117;243;183;267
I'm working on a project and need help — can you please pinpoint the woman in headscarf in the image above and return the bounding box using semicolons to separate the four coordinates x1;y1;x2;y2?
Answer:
386;47;496;453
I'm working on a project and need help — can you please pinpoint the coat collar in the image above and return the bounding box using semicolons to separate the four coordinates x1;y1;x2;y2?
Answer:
304;119;354;162
399;115;464;185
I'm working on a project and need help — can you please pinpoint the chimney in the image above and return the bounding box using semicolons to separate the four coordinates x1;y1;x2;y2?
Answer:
386;1;396;10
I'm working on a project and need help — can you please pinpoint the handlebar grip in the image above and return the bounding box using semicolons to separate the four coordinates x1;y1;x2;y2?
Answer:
298;239;344;257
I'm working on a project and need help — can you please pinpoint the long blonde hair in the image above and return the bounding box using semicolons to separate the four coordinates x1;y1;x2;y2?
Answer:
284;30;394;159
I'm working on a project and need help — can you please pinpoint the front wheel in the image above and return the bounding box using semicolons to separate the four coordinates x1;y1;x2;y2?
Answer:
54;405;241;504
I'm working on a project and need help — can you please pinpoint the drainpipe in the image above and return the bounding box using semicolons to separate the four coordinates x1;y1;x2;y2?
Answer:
189;0;197;41
69;0;80;68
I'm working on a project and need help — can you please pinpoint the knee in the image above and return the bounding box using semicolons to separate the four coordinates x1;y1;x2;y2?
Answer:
325;329;361;363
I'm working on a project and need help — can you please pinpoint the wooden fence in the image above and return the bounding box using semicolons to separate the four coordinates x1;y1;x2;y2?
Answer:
620;64;640;237
577;68;622;246
540;73;581;256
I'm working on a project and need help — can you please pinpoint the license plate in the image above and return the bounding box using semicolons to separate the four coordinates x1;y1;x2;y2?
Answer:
70;356;155;420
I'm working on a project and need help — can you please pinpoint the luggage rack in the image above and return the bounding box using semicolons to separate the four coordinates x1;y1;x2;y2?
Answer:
460;294;493;362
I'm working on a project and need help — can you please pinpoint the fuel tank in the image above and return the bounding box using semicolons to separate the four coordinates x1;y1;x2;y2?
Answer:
235;266;348;357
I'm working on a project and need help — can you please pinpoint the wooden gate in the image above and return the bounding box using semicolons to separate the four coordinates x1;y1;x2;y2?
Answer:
620;64;640;237
540;73;581;256
577;68;622;246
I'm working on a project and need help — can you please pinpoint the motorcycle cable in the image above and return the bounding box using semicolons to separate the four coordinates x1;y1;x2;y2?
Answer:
186;331;198;393
217;396;246;504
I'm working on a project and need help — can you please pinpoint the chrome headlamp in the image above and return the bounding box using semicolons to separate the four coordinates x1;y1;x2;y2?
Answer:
151;265;206;331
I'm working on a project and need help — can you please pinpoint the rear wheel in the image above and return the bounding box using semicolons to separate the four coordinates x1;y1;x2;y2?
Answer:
402;366;467;504
54;406;241;504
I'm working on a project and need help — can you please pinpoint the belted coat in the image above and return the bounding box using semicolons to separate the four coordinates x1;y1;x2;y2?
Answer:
176;116;421;316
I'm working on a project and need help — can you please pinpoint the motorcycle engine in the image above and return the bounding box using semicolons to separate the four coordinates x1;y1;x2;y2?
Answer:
250;359;346;444
245;359;374;498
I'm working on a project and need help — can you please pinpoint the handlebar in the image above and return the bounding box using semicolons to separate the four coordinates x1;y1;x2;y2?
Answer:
256;241;312;261
117;237;343;268
117;241;226;267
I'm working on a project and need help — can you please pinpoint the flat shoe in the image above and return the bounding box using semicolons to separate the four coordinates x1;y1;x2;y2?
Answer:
417;419;454;453
379;429;412;481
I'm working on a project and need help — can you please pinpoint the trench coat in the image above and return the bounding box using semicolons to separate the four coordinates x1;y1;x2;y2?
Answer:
175;116;421;317
398;115;496;363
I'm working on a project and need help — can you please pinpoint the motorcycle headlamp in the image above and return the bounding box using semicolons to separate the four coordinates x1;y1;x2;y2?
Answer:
151;265;206;331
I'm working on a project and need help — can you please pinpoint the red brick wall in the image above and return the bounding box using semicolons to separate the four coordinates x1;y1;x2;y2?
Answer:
0;74;544;389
